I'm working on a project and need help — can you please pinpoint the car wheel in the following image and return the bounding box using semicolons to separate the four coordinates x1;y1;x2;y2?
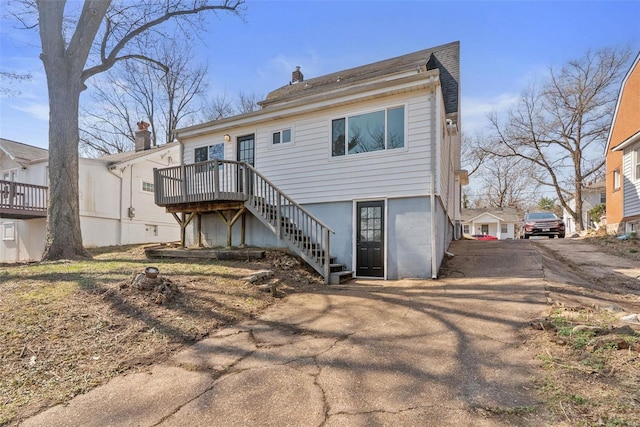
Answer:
524;234;530;239
559;234;565;239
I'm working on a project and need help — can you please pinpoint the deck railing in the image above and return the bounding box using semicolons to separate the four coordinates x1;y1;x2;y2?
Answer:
154;159;247;205
0;180;48;216
153;159;334;282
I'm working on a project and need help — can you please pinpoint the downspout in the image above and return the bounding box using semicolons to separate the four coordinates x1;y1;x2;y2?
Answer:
107;166;124;245
430;77;439;279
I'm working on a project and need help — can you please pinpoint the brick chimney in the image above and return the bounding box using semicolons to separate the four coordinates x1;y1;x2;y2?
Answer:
134;121;151;152
292;66;303;84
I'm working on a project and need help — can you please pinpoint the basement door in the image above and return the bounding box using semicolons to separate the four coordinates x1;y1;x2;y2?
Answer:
356;200;384;277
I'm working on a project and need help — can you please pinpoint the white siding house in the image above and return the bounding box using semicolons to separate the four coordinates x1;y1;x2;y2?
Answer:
562;181;606;235
614;133;640;233
158;42;463;281
461;208;520;240
0;137;180;262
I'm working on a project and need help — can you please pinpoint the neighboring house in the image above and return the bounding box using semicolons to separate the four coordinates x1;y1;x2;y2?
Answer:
155;41;465;282
460;207;519;240
0;130;180;262
605;52;640;235
562;181;606;235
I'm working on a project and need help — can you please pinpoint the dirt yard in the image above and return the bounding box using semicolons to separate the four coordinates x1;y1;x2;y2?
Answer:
0;246;323;425
1;237;639;426
524;236;640;425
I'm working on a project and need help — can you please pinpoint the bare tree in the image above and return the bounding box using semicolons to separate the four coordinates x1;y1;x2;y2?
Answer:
201;90;262;121
485;47;632;231
0;71;32;96
28;0;244;260
477;156;540;210
237;91;261;114
80;41;208;157
463;133;539;210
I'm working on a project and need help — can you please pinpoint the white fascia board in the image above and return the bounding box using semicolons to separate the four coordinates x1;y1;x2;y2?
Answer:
612;130;640;152
606;52;640;152
177;71;440;139
466;212;505;223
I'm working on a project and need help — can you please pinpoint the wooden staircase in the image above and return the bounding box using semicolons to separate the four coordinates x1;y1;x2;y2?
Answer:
243;164;352;284
154;159;353;284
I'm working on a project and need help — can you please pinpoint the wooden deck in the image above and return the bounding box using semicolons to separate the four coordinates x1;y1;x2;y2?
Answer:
0;180;47;219
153;159;335;283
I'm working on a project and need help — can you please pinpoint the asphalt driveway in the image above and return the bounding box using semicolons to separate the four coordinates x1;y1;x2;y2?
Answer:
23;240;555;426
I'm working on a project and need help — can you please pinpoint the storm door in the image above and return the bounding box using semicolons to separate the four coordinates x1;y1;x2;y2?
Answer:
236;134;255;194
356;200;384;277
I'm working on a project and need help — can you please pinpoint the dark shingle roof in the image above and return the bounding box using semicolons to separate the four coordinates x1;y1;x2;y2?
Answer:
260;41;460;114
0;138;49;165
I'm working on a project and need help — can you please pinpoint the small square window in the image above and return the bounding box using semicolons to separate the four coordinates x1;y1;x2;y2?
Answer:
282;129;291;143
272;129;292;145
141;181;154;193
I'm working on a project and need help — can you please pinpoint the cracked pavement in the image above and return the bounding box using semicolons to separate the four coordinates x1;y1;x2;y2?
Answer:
22;240;554;426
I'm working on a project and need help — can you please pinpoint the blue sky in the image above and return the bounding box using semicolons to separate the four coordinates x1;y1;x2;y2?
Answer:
1;0;639;150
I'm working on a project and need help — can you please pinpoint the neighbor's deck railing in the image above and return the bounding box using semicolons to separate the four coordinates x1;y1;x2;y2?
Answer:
153;159;334;282
0;180;48;217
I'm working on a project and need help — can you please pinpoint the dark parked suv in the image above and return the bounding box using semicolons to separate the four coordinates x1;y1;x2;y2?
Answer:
522;212;565;239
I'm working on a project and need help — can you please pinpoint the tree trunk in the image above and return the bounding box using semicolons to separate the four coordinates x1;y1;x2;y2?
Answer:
42;81;90;260
38;13;91;260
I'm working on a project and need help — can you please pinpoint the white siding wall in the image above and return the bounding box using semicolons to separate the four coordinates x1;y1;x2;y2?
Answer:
80;155;180;247
623;144;640;218
0;218;46;262
182;90;436;204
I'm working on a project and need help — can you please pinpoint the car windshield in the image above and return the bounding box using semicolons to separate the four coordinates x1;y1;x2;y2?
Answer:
526;212;557;220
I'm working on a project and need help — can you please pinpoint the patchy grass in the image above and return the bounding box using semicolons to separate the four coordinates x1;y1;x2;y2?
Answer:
0;245;322;425
584;235;640;262
528;306;640;425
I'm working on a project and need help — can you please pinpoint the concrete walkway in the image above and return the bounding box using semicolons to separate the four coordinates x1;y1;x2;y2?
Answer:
22;240;551;426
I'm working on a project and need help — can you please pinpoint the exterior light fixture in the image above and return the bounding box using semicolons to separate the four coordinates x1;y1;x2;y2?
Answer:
224;134;231;142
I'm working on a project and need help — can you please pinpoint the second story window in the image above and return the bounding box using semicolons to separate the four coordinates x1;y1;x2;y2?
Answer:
332;106;405;157
614;169;621;191
272;128;292;145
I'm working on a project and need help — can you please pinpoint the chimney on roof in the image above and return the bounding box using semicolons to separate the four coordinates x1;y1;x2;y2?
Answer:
292;66;303;84
134;121;151;152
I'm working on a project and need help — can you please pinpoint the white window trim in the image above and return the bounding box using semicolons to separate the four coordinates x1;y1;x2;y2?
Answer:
634;148;640;182
329;103;409;160
271;127;294;147
140;179;154;193
1;168;18;182
3;222;15;241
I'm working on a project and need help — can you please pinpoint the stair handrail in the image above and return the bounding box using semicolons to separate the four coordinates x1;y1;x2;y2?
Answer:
242;162;335;234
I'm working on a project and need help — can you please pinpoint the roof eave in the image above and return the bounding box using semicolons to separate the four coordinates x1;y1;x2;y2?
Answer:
177;70;441;139
612;129;640;152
